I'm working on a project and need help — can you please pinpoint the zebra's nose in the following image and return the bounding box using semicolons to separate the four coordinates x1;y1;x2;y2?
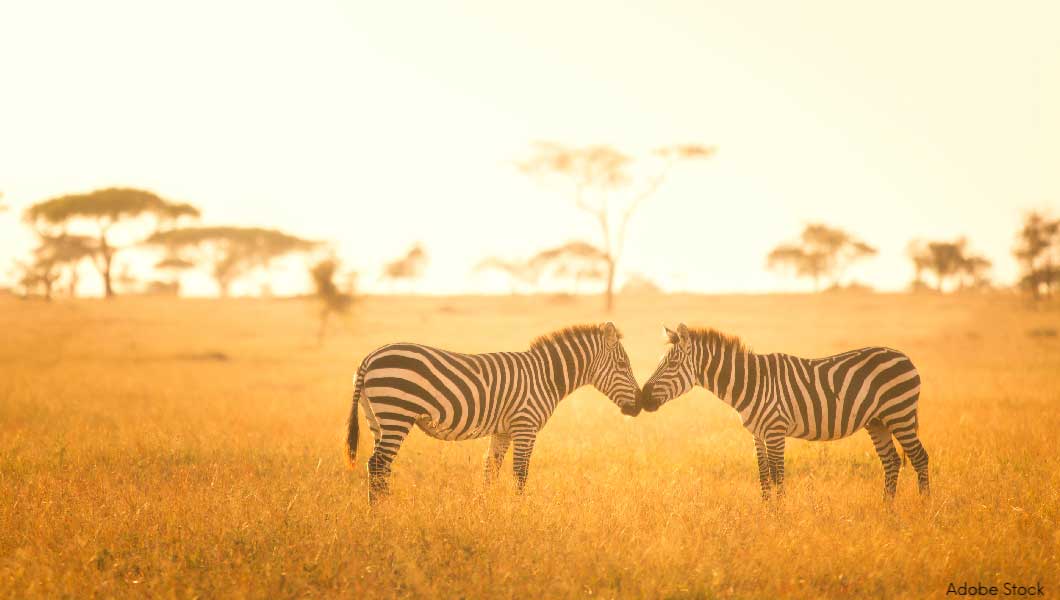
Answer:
640;383;658;412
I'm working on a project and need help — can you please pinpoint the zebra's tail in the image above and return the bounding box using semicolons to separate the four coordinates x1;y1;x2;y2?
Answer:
346;360;368;468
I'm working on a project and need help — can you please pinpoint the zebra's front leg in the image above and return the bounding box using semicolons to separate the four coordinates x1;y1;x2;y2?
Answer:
510;430;538;494
766;435;786;497
483;432;511;484
753;436;771;500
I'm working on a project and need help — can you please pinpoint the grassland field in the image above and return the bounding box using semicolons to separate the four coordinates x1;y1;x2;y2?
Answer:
1;292;1058;598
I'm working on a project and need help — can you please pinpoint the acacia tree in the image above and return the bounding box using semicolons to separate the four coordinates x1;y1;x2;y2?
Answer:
154;257;196;296
528;241;609;294
906;238;991;292
146;226;318;296
24;188;199;297
17;234;97;300
474;257;540;294
906;240;934;291
766;224;877;291
1014;212;1060;299
476;241;610;294
380;244;427;292
309;255;355;344
518;142;714;311
957;255;992;291
621;273;662;294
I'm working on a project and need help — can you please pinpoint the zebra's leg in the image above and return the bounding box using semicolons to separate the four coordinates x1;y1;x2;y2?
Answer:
483;432;511;484
753;436;771;501
866;418;901;499
365;409;415;505
766;434;786;497
510;429;538;494
891;418;929;496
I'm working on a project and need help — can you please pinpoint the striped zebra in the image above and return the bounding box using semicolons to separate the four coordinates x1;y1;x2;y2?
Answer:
640;323;929;500
346;323;641;503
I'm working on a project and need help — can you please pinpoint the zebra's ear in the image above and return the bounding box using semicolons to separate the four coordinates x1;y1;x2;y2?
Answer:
664;326;679;344
676;323;692;352
602;321;620;347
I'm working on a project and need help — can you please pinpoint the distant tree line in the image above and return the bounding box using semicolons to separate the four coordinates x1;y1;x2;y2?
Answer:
146;226;319;297
5;172;1058;309
8;187;427;305
764;212;1060;300
23;188;200;298
6;139;716;312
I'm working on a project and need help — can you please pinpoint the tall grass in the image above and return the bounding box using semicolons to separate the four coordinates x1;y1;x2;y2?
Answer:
1;293;1057;598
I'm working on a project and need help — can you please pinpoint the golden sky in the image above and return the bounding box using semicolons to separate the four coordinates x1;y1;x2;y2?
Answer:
2;1;1058;295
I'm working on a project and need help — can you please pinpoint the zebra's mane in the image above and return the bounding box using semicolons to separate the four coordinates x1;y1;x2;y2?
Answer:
530;324;614;351
685;327;750;354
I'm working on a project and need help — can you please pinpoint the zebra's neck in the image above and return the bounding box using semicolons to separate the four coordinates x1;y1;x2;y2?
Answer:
529;334;599;404
697;338;758;410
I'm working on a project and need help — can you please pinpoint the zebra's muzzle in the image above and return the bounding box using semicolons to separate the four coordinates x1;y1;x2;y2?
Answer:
639;383;660;412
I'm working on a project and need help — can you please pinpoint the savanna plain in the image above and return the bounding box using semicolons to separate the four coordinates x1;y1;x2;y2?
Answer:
1;292;1057;599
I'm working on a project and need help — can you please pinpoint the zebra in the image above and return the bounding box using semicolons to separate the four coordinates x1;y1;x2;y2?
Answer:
639;323;929;500
346;322;641;503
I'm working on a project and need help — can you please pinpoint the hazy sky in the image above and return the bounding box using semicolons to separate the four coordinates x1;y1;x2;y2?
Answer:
2;1;1058;295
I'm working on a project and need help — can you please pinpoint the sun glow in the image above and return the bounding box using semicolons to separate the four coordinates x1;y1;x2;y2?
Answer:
1;1;1058;296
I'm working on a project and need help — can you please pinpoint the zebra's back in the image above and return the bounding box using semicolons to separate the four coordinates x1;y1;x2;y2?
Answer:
361;343;531;441
775;346;920;441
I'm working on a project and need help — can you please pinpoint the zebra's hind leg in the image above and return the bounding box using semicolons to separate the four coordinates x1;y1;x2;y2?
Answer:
753;436;771;501
765;434;786;498
891;418;929;496
484;432;511;484
365;409;415;505
866;418;901;500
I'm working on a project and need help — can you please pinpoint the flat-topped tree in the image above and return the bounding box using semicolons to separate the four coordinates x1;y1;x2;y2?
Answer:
529;240;610;294
381;244;427;293
475;241;609;295
474;256;540;294
519;142;713;311
907;238;992;293
17;233;97;300
146;226;318;296
1014;212;1060;299
154;257;196;296
767;224;877;291
24;188;199;297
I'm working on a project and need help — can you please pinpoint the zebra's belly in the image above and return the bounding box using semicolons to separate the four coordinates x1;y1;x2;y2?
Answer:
785;411;877;441
787;427;862;442
415;415;492;441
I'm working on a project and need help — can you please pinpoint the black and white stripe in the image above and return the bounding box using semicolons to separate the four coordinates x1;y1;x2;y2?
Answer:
346;322;640;503
640;323;928;500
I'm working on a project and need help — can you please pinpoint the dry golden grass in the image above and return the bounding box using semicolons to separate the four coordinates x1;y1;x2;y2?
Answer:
1;292;1058;598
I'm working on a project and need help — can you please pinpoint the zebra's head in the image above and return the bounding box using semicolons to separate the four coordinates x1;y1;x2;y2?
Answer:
640;323;698;412
589;322;641;416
